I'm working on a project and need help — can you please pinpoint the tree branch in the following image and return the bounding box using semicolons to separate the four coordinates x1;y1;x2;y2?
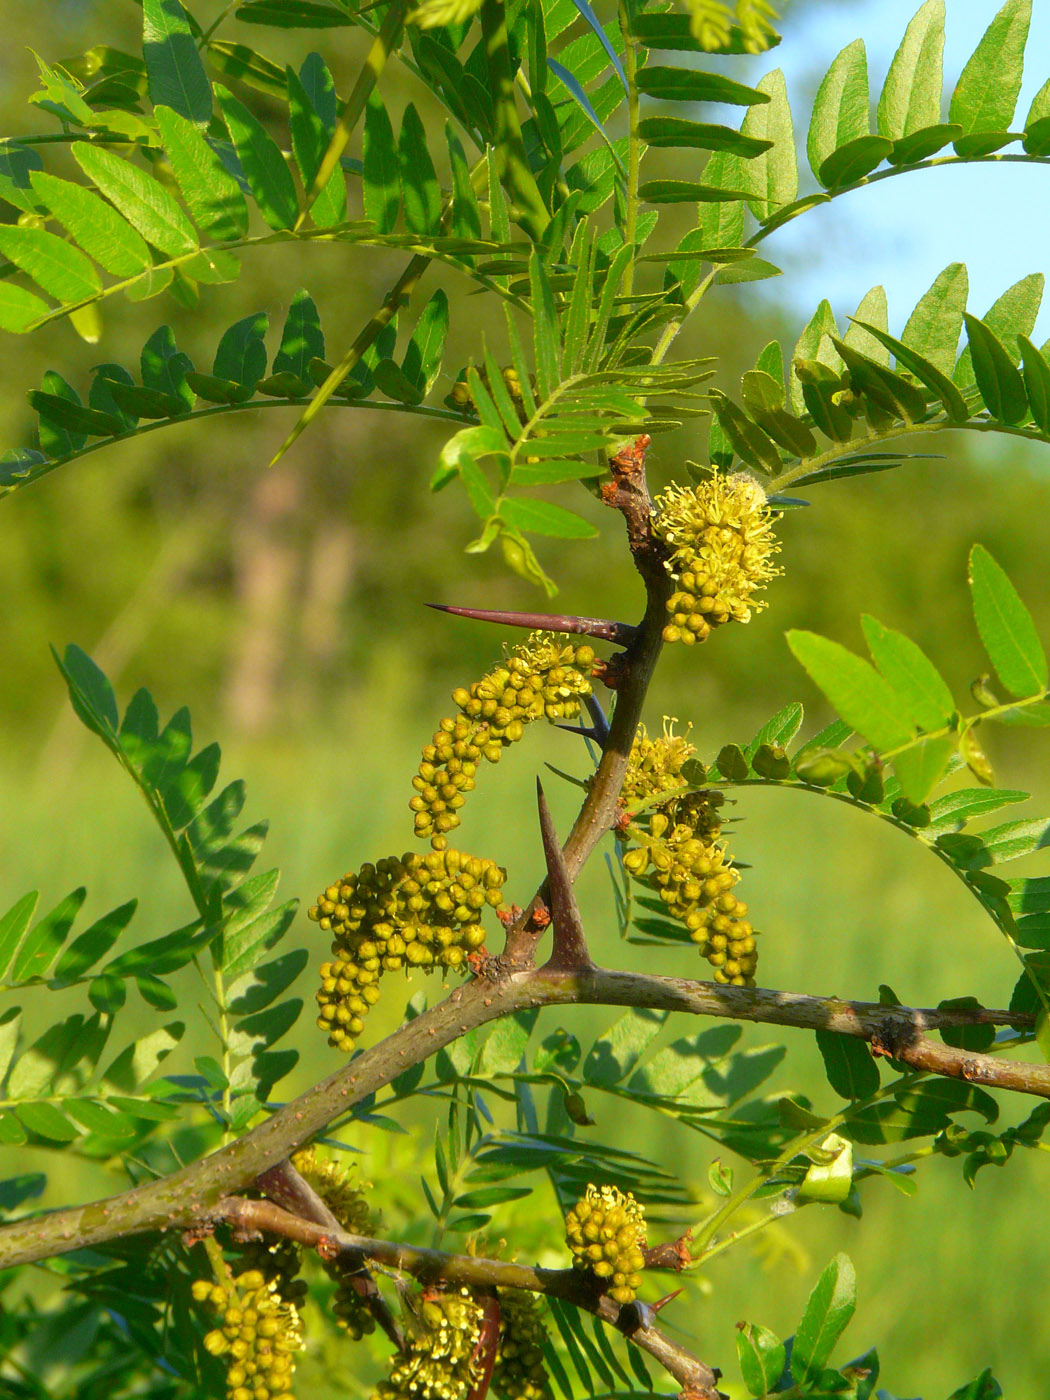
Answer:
207;1197;723;1398
0;962;1035;1272
536;780;595;972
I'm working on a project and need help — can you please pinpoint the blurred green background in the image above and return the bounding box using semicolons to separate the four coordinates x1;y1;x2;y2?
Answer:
3;1;1050;1396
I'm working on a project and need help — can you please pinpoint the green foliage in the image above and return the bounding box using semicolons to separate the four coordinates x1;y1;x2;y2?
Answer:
2;0;1049;1396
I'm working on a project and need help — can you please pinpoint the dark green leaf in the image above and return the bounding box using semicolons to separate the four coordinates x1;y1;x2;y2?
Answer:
399;103;441;236
938;997;997;1052
637;118;771;157
216;84;299;230
815;1030;880;1100
1019;335;1050;433
27;392;122;439
818;135;893;187
853;320;968;420
709;390;783;474
889;122;963;164
791;1254;857;1385
58;644;120;736
737;1322;787;1396
143;0;212;127
635;68;771;107
15;1101;79;1142
235;0;353;24
963;313;1027;423
213;312;268;390
946;1369;1003;1400
968;544;1047;697
287;65;345;228
639;180;747;204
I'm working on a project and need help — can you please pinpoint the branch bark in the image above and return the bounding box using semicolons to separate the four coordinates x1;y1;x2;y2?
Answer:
208;1197;723;1398
0;963;1036;1272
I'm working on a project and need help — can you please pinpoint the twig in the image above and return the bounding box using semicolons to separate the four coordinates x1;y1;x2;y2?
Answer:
255;1159;403;1350
207;1197;722;1398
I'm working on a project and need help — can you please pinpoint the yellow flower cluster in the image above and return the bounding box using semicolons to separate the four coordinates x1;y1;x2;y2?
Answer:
292;1144;378;1338
620;720;696;807
493;1290;553;1400
192;1269;303;1400
411;634;597;846
654;474;781;645
565;1185;647;1305
311;848;506;1052
622;791;758;985
376;1289;484;1400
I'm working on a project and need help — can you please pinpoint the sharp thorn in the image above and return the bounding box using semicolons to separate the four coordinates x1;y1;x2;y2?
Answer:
427;604;638;646
536;779;595;972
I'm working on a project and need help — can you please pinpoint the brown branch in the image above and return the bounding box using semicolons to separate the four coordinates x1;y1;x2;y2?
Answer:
427;604;638;647
254;1158;403;1350
503;435;670;965
209;1197;722;1398
536;779;594;972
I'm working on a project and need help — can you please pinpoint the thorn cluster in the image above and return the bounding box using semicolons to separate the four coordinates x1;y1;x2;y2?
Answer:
622;791;758;985
377;1289;484;1400
565;1184;647;1305
411;634;597;846
192;1268;303;1400
653;473;781;645
619;720;697;807
311;849;506;1052
493;1290;553;1400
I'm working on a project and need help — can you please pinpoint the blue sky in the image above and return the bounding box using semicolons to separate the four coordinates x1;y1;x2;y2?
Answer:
738;0;1050;343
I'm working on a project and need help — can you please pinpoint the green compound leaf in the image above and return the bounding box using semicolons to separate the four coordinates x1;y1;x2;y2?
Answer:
216;84;299;231
0;894;40;979
143;0;212;128
786;631;915;754
1020;334;1050;433
72;143;198;257
0;226;101;305
861;615;954;730
877;0;945;141
29;173;152;278
791;1253;857;1386
968;545;1048;698
808;39;870;183
155;105;250;240
235;0;354;23
949;0;1031;139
